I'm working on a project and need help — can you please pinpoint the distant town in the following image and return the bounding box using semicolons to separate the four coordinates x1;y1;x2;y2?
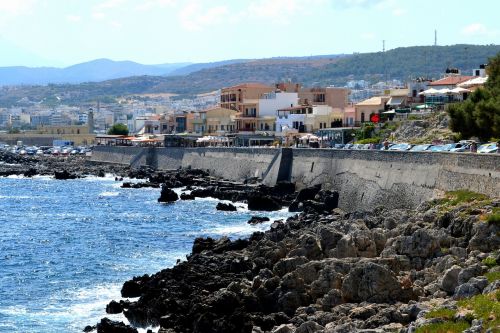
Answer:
0;63;490;149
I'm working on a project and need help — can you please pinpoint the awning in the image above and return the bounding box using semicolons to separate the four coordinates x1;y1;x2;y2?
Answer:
382;110;396;114
387;96;406;106
450;87;470;94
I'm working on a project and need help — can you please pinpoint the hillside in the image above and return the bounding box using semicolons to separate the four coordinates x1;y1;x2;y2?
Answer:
0;59;191;85
1;44;499;107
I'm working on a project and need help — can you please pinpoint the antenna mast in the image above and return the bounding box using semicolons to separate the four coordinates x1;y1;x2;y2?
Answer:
434;29;437;46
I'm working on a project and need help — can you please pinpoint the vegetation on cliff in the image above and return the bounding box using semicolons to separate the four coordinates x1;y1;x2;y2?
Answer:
448;52;500;141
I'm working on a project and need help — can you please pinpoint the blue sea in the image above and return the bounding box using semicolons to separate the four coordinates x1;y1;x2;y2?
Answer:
0;175;291;333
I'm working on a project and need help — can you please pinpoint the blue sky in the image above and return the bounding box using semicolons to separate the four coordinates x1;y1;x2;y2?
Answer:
0;0;499;67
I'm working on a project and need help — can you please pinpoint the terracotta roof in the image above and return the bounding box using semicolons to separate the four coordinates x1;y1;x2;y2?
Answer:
428;76;476;86
225;83;273;90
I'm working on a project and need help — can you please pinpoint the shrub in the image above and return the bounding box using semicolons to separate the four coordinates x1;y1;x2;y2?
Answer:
485;271;500;283
482;257;498;268
487;212;500;226
443;190;489;206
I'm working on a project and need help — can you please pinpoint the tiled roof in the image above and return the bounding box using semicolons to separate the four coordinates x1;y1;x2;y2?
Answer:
428;76;476;86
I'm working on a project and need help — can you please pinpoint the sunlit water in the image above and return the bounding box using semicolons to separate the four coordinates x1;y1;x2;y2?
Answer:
0;175;291;332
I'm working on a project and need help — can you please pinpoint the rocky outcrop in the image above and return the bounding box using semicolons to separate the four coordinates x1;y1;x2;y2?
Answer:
217;202;238;211
157;186;178;203
98;194;499;333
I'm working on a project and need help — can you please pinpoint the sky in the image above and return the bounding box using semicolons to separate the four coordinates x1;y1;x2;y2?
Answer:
0;0;499;67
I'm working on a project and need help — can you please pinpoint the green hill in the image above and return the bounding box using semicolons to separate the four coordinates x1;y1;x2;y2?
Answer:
1;44;499;107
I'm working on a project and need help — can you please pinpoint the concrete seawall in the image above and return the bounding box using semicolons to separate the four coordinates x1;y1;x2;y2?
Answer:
91;146;499;211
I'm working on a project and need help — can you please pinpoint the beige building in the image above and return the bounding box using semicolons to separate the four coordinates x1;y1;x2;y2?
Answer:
205;107;237;135
220;83;274;112
354;96;389;124
276;82;350;109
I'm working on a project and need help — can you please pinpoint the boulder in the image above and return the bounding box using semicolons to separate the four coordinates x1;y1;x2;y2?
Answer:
54;170;78;180
271;324;296;333
216;202;237;211
180;193;195;200
105;300;123;314
158;186;178;203
96;318;138;333
248;194;282;211
441;265;461;294
248;216;270;225
296;321;324;333
454;276;489;299
341;262;406;303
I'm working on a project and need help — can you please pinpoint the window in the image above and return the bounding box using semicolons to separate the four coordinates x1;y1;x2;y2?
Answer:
361;112;365;123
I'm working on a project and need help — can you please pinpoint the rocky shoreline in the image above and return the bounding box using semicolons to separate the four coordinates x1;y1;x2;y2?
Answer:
98;180;499;332
1;152;499;333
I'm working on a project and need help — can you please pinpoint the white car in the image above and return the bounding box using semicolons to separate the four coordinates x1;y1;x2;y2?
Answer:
477;143;498;153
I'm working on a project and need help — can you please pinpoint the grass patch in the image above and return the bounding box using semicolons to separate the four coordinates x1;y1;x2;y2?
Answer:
482;257;498;268
425;308;456;320
415;321;470;333
443;190;489;206
487;212;500;226
485;271;500;283
457;293;500;330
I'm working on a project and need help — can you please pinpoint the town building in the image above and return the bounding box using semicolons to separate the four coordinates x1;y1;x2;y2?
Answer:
354;96;390;124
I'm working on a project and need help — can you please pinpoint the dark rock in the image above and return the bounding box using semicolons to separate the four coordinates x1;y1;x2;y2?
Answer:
106;300;123;314
180;192;195;200
54;170;78;180
83;325;96;332
248;194;282;211
96;318;138;333
216;202;237;211
23;168;37;177
158;186;178;203
248;216;270;224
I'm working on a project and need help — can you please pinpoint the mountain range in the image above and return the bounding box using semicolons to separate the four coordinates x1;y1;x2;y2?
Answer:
0;44;499;107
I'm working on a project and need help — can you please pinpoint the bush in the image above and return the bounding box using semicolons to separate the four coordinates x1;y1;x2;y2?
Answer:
356;137;381;144
487;212;500;226
443;190;489;206
107;123;129;135
482;257;498;268
485;271;500;283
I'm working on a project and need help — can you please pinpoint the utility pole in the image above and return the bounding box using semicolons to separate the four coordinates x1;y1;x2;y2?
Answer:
434;29;437;46
383;40;388;85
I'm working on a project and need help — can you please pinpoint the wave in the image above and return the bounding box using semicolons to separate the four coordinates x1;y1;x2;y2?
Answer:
98;191;119;197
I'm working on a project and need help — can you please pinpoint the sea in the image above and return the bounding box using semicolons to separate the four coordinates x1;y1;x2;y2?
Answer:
0;174;292;332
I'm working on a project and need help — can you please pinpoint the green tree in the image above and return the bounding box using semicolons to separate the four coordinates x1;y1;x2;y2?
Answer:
447;52;500;141
107;123;129;135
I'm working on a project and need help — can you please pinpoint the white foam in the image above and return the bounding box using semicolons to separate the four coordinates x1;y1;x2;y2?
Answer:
99;191;119;197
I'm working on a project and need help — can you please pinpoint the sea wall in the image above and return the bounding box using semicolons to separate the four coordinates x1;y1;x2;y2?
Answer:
90;146;500;211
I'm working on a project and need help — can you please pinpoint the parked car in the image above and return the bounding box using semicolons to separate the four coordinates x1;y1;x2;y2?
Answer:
429;145;446;152
477;142;498;153
388;143;413;151
410;144;433;152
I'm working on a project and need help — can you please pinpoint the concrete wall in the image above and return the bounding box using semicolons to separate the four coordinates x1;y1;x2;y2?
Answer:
90;146;500;211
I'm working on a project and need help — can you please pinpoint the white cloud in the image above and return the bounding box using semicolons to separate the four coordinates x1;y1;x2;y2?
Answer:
110;20;123;29
135;0;176;11
92;11;106;20
245;0;327;25
95;0;125;10
0;0;37;15
392;7;406;16
66;15;82;23
178;1;228;31
461;23;498;37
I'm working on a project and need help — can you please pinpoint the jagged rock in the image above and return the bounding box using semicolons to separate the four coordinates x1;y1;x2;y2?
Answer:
157;186;178;203
271;324;296;333
216;202;237;211
296;321;324;333
454;277;489;299
105;300;123;314
54;169;78;180
248;216;270;224
341;262;408;303
441;265;461;294
96;318;138;333
483;280;500;294
468;222;500;252
180;192;195;200
248;194;282;211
